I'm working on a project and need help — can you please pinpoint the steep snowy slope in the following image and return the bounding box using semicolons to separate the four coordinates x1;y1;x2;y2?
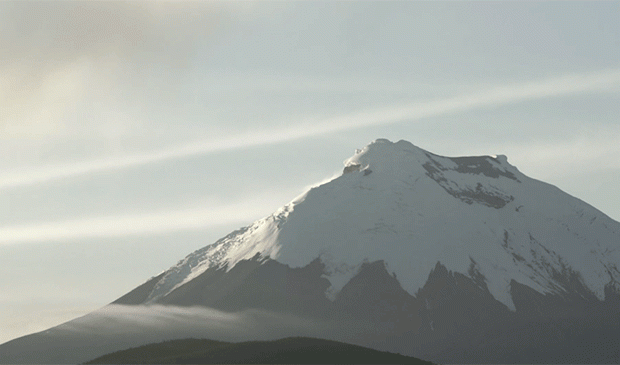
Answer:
142;139;620;310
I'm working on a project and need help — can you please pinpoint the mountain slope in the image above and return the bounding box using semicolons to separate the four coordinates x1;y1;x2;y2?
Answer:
2;138;620;364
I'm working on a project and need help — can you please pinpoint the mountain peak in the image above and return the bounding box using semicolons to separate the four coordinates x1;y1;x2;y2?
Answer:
140;138;620;311
343;139;519;187
342;139;432;176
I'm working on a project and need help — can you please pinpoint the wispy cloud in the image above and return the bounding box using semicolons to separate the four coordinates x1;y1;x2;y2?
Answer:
0;193;285;245
2;304;343;361
1;68;619;191
74;304;331;338
59;304;373;350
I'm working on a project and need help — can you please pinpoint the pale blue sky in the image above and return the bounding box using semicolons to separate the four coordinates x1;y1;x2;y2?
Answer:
1;1;619;344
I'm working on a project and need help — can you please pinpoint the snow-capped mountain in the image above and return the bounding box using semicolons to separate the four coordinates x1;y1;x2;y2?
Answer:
2;138;620;364
134;138;620;311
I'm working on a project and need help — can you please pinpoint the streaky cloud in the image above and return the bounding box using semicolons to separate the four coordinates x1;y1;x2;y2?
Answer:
0;195;279;245
1;68;619;191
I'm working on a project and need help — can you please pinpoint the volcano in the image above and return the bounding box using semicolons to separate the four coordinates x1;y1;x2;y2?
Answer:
2;139;620;364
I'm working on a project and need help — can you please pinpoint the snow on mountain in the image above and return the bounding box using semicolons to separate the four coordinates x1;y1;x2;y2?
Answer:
145;139;620;310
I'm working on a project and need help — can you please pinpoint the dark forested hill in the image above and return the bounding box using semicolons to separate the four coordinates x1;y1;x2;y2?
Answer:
86;336;435;364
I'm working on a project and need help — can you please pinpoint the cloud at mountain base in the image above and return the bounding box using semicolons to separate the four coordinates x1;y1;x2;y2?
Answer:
53;304;376;347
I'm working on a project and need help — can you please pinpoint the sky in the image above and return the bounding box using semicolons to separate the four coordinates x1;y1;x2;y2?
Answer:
1;1;619;345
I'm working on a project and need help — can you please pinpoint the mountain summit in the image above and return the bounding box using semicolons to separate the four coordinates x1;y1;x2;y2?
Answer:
127;138;620;311
2;139;620;364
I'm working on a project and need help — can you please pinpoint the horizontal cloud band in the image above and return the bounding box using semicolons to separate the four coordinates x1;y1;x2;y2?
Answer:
1;68;619;191
0;197;273;245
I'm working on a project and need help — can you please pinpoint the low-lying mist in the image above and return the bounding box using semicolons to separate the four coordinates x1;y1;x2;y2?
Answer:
66;304;335;341
0;304;381;364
